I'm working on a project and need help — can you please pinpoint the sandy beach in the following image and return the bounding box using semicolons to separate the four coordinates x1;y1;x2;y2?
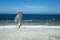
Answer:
0;25;60;40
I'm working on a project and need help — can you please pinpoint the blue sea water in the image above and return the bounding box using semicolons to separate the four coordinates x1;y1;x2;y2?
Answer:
0;13;60;21
0;13;60;26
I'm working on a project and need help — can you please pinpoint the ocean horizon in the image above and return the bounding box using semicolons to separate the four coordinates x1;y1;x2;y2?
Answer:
0;12;60;21
0;12;60;26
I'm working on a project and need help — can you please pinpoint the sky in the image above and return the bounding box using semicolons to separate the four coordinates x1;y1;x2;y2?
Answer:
0;0;60;14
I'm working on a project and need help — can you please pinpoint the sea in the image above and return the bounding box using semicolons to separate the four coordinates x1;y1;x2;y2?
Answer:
0;12;60;26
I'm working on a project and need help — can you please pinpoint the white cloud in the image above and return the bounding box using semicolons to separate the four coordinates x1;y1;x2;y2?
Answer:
24;5;48;9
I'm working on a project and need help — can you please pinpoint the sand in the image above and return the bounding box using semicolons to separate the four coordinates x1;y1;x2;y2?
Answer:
0;25;60;40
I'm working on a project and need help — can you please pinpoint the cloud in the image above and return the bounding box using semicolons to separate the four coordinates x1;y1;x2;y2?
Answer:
24;5;48;9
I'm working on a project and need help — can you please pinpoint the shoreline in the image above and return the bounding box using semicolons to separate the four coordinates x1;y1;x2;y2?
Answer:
0;25;60;29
